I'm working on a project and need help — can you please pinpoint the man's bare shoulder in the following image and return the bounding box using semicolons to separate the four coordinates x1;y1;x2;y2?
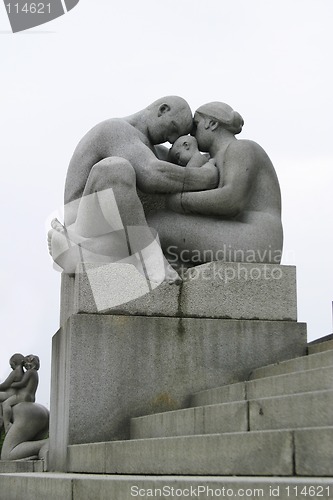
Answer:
78;118;146;157
97;118;141;138
80;118;138;144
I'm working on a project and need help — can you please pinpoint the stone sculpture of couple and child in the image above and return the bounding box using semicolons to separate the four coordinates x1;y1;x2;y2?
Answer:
48;96;283;286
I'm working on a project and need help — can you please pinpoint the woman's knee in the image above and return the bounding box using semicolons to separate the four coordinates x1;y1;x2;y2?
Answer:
90;157;136;191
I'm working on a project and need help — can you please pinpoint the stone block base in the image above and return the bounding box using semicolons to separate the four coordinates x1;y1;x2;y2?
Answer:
60;262;297;325
0;460;44;473
49;314;306;471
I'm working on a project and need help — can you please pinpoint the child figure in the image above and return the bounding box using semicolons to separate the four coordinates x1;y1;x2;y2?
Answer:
2;354;40;433
168;135;209;168
0;353;25;429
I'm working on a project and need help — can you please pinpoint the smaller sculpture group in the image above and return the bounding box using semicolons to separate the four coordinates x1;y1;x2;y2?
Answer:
0;353;39;433
0;354;49;461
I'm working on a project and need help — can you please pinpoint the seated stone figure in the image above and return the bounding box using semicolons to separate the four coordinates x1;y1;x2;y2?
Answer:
148;101;283;268
48;96;219;284
1;402;49;461
0;353;25;430
48;99;283;282
2;355;40;433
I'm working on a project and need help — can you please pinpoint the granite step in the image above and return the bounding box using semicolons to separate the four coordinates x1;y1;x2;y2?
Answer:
190;366;333;406
308;339;333;354
0;459;45;473
250;390;333;431
1;474;333;500
247;366;333;399
131;389;333;439
130;401;248;439
67;427;333;476
249;349;333;379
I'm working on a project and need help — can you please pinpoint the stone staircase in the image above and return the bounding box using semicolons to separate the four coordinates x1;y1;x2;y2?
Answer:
1;340;333;499
67;344;333;477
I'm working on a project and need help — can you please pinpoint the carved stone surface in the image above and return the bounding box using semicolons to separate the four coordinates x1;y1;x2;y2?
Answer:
0;354;49;461
48;97;283;286
48;98;289;473
60;261;297;324
49;313;306;471
1;402;49;461
0;353;25;431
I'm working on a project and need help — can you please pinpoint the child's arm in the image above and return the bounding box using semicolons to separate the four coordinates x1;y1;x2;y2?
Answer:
185;152;209;169
11;371;32;389
0;371;16;391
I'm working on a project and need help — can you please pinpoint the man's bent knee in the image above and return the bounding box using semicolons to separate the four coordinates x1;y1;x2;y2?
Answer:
90;157;136;191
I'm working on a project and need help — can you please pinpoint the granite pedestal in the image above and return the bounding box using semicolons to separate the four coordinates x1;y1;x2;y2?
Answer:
49;262;307;471
60;261;298;324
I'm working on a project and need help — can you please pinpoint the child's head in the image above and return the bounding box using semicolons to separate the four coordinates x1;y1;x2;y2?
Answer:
24;354;40;371
9;353;25;370
168;135;200;166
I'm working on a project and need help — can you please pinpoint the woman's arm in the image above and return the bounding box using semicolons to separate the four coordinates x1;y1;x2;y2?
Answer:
171;141;257;216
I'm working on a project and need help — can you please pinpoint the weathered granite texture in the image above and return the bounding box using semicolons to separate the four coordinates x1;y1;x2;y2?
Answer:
49;313;306;471
0;353;25;432
47;98;289;474
1;402;49;461
48;98;283;287
0;354;49;461
0;459;44;473
60;261;297;325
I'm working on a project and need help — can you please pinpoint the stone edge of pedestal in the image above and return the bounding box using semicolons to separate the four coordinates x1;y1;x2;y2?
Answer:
0;459;45;473
60;262;297;325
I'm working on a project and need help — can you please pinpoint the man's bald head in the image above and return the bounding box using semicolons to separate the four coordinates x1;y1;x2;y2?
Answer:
146;96;193;144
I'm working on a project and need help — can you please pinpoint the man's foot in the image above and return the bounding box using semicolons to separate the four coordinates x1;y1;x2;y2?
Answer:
48;218;71;256
48;218;79;274
48;218;181;284
140;239;181;285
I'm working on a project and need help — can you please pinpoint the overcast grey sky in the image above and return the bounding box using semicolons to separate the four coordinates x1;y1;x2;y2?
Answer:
1;0;332;408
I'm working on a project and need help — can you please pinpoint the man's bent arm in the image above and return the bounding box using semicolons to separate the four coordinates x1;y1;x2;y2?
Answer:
137;158;219;194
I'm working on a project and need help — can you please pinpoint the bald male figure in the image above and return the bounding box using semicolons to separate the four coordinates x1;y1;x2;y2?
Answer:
48;96;218;283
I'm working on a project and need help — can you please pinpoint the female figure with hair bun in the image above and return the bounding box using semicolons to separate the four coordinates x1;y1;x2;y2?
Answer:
148;101;283;267
2;355;40;433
